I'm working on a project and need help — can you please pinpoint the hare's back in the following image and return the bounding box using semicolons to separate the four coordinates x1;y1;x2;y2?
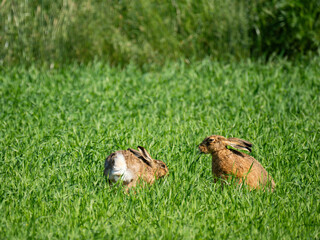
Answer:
122;150;155;180
239;154;274;188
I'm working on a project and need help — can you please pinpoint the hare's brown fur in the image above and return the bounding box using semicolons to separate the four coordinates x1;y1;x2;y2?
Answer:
199;135;275;191
104;146;168;190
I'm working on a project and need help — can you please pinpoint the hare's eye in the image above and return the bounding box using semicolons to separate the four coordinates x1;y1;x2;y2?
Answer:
160;164;166;169
208;139;215;142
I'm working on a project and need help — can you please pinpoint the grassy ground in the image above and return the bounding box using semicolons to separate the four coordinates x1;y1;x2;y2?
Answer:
0;58;319;239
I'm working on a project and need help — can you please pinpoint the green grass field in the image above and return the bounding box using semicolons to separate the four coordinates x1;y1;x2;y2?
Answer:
1;58;319;239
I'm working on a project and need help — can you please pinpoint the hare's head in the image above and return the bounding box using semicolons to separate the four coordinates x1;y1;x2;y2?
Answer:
198;135;227;153
128;146;169;178
199;135;252;154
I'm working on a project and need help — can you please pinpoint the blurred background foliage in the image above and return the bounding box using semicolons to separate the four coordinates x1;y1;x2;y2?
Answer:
1;0;319;66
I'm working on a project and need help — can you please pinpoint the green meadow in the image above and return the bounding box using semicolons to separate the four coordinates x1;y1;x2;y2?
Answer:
1;58;319;239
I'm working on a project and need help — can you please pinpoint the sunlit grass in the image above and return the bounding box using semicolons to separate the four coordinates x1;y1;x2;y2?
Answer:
0;58;319;239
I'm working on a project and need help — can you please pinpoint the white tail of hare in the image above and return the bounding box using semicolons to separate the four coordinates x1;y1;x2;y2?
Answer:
199;135;275;191
104;146;169;189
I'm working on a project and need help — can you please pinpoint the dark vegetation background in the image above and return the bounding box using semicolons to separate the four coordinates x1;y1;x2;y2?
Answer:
1;0;319;66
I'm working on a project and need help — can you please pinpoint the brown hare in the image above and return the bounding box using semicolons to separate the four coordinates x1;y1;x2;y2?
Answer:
104;146;168;189
199;135;275;191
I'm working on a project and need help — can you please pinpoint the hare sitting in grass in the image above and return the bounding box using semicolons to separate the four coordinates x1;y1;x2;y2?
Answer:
104;146;168;189
198;135;275;191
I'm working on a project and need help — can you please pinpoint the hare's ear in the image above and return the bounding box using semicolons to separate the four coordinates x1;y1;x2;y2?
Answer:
128;147;152;166
128;148;143;158
137;146;153;161
225;138;253;152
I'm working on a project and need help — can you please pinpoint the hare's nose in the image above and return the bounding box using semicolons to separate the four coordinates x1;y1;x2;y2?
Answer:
198;145;205;153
